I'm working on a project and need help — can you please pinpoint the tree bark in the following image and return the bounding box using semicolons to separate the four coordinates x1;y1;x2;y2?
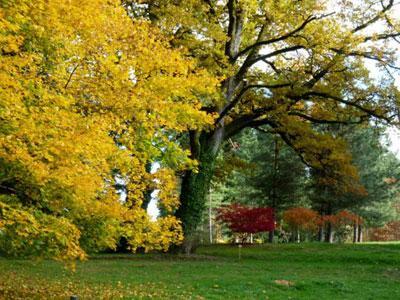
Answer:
357;224;363;243
141;162;153;210
318;226;325;242
353;223;358;243
174;130;222;253
268;230;274;243
267;137;279;244
208;188;213;244
325;222;334;243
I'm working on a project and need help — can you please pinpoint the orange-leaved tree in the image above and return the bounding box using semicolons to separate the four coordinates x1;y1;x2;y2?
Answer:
283;207;320;241
322;210;363;242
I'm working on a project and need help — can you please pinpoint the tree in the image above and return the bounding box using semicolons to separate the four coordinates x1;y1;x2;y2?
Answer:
217;203;274;242
128;0;400;245
345;127;400;227
309;125;400;241
283;207;320;242
322;210;362;243
0;0;217;260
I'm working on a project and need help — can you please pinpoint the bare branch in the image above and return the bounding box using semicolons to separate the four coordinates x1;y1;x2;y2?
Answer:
352;0;394;32
236;45;304;80
64;64;80;89
343;51;400;71
249;45;305;66
304;91;392;122
235;15;313;59
364;32;400;42
288;111;369;125
0;184;17;195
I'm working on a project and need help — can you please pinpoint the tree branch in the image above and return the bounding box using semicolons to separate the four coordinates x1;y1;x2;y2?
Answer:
364;32;400;42
236;45;305;80
64;64;80;89
234;15;322;60
216;82;291;125
0;184;17;195
288;111;369;125
223;106;275;138
252;122;313;168
303;91;392;122
352;0;394;32
225;0;244;60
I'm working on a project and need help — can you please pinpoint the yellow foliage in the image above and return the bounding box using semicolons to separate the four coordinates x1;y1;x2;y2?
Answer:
0;0;217;259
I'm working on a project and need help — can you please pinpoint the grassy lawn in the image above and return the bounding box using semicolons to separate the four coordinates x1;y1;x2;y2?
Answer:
1;243;400;299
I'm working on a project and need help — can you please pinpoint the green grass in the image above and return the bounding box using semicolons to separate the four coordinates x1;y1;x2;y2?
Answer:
1;243;400;299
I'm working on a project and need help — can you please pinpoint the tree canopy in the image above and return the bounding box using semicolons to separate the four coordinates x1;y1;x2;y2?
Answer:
0;0;218;260
128;0;400;240
1;0;400;257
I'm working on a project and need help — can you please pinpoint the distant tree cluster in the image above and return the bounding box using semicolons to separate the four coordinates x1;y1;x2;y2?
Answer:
207;126;400;244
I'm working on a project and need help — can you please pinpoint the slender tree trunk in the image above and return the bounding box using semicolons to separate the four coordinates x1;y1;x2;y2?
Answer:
329;226;334;243
318;208;325;242
325;222;334;243
268;230;274;243
357;224;363;243
209;188;213;244
290;230;296;243
268;137;279;244
324;204;334;243
353;223;358;243
318;226;325;242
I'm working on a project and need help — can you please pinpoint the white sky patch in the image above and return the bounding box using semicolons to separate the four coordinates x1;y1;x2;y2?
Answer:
147;190;160;221
147;162;161;220
388;127;400;158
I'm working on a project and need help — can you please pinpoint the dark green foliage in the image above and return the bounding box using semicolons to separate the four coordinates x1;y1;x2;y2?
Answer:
212;128;307;209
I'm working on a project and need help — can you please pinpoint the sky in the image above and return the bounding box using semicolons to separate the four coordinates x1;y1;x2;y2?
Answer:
388;127;400;157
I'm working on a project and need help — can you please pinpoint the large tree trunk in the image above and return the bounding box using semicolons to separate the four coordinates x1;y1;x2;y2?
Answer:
174;130;223;253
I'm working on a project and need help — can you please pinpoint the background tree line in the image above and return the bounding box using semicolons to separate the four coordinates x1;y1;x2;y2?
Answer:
200;124;400;244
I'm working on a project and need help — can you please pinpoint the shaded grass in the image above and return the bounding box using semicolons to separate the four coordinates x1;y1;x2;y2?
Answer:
1;243;399;299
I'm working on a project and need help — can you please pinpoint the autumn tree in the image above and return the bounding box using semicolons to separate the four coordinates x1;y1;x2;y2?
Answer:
0;0;217;260
127;0;400;247
217;203;274;242
309;125;400;241
322;210;362;243
283;207;320;242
